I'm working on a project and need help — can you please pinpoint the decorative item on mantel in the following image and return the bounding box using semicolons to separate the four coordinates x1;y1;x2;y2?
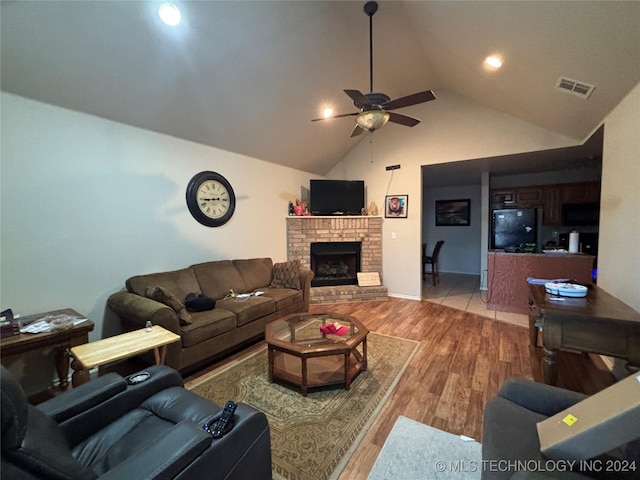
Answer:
290;198;310;216
369;201;378;215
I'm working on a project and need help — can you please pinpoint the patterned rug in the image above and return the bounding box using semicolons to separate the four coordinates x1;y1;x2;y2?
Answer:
189;333;419;480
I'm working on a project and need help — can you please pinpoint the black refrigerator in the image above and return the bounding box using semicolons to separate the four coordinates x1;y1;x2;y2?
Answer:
491;208;537;250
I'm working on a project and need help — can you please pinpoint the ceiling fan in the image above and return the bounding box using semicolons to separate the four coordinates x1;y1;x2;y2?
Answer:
312;1;436;137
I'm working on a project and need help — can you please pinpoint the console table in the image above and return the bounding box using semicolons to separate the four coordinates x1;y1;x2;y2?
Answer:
528;284;640;385
0;308;94;390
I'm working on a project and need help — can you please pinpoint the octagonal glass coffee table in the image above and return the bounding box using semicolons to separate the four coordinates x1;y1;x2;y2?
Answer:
265;313;368;396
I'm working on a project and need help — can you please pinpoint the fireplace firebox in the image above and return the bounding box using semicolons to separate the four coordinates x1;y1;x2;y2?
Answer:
310;242;361;287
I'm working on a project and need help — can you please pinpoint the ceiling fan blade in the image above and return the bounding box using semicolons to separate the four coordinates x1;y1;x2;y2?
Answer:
388;111;421;127
311;112;359;122
350;124;365;137
383;90;436;110
344;89;371;107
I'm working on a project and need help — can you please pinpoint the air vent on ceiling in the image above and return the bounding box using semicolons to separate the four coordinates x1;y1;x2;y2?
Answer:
555;77;596;99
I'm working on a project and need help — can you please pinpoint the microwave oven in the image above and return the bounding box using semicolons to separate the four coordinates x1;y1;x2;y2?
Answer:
562;202;600;226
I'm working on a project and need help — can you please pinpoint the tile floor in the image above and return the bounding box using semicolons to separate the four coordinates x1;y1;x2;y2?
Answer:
422;272;529;328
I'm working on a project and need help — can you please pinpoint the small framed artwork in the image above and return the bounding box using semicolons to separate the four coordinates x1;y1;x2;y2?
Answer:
385;195;408;218
436;199;470;226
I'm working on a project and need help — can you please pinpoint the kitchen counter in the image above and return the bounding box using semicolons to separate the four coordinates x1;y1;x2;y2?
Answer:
487;251;595;314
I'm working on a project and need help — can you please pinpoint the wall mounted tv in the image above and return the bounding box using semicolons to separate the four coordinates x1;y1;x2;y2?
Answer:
310;180;365;216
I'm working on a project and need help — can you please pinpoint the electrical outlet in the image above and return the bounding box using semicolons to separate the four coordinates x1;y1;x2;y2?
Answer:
385;165;401;171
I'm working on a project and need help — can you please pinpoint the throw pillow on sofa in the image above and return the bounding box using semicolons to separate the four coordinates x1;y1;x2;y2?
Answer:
146;286;192;325
184;293;216;312
270;260;301;290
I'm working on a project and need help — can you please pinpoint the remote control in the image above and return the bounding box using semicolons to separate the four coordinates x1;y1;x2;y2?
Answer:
209;401;237;438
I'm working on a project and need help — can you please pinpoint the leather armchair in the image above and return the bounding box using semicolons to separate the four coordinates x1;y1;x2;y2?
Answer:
482;377;639;480
1;364;271;480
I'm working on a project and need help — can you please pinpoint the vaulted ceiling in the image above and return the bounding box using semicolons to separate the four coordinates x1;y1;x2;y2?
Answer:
2;1;639;175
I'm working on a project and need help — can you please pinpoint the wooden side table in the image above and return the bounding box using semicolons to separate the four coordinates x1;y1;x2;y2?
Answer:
70;326;180;385
528;284;640;384
0;308;94;390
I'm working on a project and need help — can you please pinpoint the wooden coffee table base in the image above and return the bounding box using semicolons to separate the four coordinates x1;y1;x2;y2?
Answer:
268;337;367;396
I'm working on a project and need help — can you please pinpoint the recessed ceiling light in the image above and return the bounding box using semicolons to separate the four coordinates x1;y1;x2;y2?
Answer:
323;108;333;118
484;56;503;69
159;3;181;26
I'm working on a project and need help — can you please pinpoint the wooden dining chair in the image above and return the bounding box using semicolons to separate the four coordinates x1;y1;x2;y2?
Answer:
422;240;445;286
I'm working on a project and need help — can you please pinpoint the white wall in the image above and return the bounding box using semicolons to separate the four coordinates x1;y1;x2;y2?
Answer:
327;90;580;299
422;184;482;275
598;82;640;311
1;93;315;388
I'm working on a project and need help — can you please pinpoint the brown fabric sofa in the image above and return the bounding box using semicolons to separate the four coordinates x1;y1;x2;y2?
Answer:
107;258;313;373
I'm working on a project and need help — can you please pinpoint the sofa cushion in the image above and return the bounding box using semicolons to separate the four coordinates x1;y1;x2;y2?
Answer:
146;286;192;325
216;296;276;327
270;260;301;290
233;258;273;292
191;261;247;299
180;309;236;348
263;288;303;310
127;268;201;302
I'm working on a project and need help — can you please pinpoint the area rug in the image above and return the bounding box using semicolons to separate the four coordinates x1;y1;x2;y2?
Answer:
367;416;482;480
189;333;419;480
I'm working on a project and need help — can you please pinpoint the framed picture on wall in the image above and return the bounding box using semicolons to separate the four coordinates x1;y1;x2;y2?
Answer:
436;199;470;226
385;195;408;218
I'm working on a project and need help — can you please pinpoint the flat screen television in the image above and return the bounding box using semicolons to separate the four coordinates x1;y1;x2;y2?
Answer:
310;180;365;216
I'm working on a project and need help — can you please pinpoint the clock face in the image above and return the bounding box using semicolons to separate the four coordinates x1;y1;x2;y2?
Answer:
186;172;236;227
197;180;231;219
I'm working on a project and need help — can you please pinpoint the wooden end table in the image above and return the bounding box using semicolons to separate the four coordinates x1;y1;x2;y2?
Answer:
70;326;180;384
265;313;368;396
528;283;640;385
0;308;94;390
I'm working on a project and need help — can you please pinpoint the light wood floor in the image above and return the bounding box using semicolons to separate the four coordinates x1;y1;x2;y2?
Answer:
185;297;616;479
422;272;529;327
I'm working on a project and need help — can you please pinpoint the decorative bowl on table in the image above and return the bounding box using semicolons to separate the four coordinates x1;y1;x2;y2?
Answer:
544;282;588;298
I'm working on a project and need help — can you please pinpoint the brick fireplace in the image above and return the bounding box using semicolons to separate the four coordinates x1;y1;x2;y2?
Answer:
286;216;387;303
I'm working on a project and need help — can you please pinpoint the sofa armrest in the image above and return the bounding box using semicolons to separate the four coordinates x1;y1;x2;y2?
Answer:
107;291;181;334
98;420;211;480
498;377;587;417
299;268;314;311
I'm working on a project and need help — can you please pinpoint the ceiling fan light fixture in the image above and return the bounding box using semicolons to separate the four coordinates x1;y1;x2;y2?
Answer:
356;110;390;132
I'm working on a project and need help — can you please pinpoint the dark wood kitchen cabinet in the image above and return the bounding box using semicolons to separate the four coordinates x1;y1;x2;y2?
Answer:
542;185;562;225
490;181;600;225
515;187;544;207
491;189;516;205
561;182;600;204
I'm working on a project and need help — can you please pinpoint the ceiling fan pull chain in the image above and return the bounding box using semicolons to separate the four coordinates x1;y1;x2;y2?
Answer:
370;136;374;163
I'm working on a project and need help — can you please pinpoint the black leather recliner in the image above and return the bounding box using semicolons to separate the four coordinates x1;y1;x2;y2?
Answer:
1;364;271;480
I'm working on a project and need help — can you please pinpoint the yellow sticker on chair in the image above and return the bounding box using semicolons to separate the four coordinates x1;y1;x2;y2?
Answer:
562;414;578;426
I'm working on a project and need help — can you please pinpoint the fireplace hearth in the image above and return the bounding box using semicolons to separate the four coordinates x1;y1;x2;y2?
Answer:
310;242;361;287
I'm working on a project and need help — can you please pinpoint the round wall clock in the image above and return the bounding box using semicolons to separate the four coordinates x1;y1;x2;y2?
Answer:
185;171;236;227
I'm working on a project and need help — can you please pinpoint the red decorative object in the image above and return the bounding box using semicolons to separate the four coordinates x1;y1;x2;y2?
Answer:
319;323;350;336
